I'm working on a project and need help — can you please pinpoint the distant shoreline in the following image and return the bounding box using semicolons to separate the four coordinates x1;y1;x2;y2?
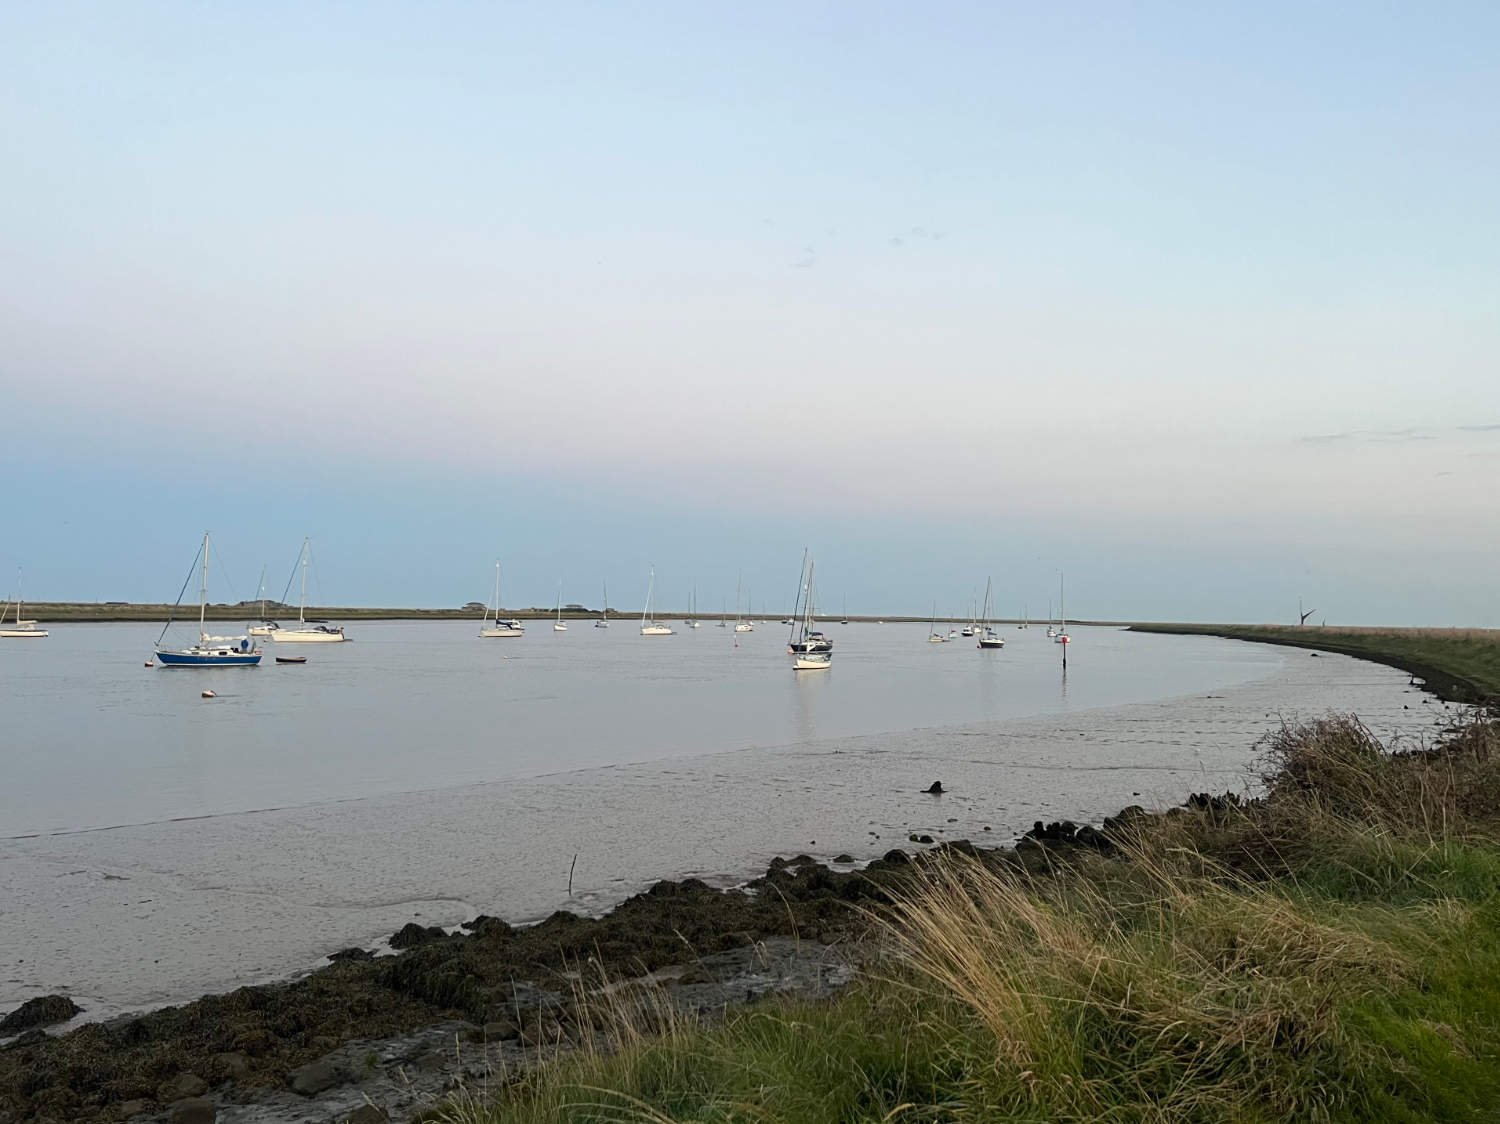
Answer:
8;603;1073;626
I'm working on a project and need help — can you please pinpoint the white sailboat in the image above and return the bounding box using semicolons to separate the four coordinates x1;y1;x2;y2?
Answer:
155;533;260;666
270;538;347;642
733;573;754;632
1045;598;1056;639
640;566;674;635
0;570;47;638
685;585;701;628
480;562;525;637
553;583;568;631
247;567;278;637
927;602;947;643
595;581;610;628
787;551;832;670
977;577;1005;648
1054;575;1070;644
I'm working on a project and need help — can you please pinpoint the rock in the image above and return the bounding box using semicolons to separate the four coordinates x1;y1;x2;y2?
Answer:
343;1107;390;1124
160;1073;208;1101
0;1028;47;1051
116;1100;150;1119
462;915;514;938
907;833;935;845
169;1098;216;1124
880;849;910;864
288;1058;342;1096
833;853;854;863
214;1051;253;1081
676;966;714;985
483;1018;519;1040
0;994;81;1033
923;781;944;794
389;922;445;949
328;947;374;962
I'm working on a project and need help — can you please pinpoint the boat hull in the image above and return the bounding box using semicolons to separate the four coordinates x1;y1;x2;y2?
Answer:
640;625;675;635
157;650;261;667
270;629;346;643
0;629;47;638
479;627;525;637
793;653;832;670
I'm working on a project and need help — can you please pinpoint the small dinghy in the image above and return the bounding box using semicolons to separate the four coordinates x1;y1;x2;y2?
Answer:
275;655;308;665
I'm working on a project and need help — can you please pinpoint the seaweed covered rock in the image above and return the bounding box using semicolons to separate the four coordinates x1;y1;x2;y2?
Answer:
389;923;446;950
0;995;80;1034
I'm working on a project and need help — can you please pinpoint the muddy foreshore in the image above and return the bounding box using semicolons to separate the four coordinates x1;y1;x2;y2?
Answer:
0;806;1158;1124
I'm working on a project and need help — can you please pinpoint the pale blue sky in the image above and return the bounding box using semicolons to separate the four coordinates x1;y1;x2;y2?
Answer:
3;3;1496;622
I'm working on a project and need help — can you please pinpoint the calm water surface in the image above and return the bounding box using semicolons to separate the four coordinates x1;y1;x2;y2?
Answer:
4;621;1276;837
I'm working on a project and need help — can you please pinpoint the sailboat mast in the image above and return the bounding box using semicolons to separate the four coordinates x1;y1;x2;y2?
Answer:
643;566;654;625
299;539;310;626
198;532;210;639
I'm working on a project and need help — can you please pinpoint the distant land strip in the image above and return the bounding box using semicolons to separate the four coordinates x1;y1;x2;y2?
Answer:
1129;622;1500;704
17;602;992;625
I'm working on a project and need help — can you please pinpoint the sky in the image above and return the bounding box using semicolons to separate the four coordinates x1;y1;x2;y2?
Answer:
2;2;1497;624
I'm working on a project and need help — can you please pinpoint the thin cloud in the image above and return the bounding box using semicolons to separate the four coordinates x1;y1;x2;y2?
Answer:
1298;424;1489;445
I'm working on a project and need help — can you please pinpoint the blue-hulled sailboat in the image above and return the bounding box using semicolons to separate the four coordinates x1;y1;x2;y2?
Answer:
155;532;262;667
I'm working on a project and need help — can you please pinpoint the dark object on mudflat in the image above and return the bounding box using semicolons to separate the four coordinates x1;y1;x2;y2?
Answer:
344;1105;390;1123
833;853;854;863
275;655;308;664
923;781;944;794
328;947;374;962
460;915;514;939
389;922;446;950
0;995;80;1035
908;833;935;844
881;849;910;864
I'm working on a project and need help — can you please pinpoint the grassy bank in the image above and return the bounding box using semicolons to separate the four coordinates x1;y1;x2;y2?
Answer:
419;717;1500;1122
1129;623;1500;704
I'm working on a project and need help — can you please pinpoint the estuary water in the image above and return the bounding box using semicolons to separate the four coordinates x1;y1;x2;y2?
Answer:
0;622;1443;1021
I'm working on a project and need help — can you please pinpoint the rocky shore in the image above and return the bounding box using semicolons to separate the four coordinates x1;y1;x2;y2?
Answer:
0;814;1150;1124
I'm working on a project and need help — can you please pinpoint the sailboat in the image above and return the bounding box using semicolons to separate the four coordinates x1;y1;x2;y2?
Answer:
0;570;48;638
553;584;568;631
961;594;976;637
247;567;278;637
1018;604;1028;631
733;572;754;632
927;602;947;643
595;581;609;628
155;533;260;666
270;539;347;642
716;598;728;627
787;551;832;669
977;578;1005;648
1054;575;1070;644
841;596;849;625
639;566;674;635
685;585;701;628
1045;598;1057;639
479;562;525;637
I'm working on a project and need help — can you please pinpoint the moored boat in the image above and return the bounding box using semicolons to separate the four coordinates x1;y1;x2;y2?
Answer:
155;533;261;667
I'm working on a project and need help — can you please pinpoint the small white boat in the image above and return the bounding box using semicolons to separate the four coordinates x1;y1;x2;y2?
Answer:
1054;575;1070;644
640;566;675;635
977;578;1005;649
595;581;610;628
0;571;48;638
553;583;568;631
479;562;525;637
927;601;947;643
685;585;701;628
270;539;348;643
732;573;754;632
